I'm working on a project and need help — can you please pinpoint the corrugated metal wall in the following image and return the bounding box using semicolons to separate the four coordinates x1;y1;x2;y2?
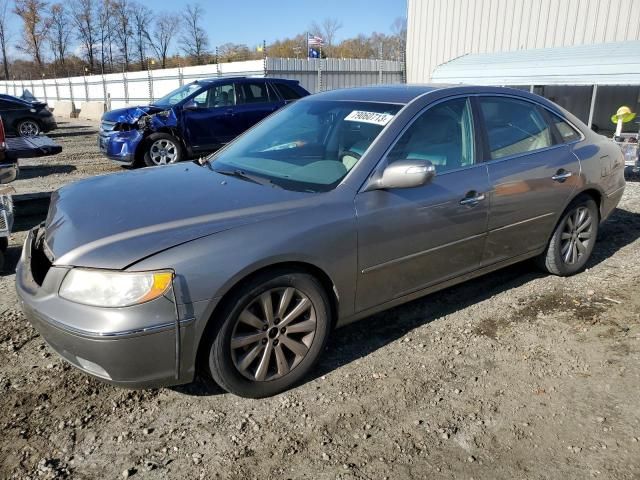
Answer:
407;0;640;82
266;58;404;93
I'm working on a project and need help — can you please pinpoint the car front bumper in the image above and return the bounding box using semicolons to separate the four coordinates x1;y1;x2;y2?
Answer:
98;129;144;166
39;114;57;132
15;227;203;388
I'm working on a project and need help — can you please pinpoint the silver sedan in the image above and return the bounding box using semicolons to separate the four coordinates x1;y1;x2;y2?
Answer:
16;85;625;397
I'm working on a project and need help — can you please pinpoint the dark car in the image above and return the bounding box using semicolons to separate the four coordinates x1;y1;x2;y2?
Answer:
0;94;57;137
0;115;62;270
18;85;624;398
99;77;309;167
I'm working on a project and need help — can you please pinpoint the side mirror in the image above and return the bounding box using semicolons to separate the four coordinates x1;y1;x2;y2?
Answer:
366;159;436;191
183;99;198;111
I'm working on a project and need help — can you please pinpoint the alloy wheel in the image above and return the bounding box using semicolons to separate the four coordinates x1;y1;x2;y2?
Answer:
560;206;593;265
18;120;39;137
149;139;178;165
230;287;317;382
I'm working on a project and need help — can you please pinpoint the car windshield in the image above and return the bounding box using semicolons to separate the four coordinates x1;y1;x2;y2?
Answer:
209;100;401;192
152;83;203;107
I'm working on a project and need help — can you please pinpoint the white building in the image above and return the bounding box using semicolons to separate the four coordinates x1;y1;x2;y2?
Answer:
406;0;640;133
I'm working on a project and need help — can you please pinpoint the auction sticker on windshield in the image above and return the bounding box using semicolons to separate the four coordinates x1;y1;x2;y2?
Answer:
344;110;395;126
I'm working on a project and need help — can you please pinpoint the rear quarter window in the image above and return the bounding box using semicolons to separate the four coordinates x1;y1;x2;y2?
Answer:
273;83;303;100
550;114;582;143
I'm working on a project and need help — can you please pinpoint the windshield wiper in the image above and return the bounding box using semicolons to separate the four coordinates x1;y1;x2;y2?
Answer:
214;169;282;189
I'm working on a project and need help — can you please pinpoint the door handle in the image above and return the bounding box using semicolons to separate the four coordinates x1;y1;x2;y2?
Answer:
551;170;572;182
225;109;235;116
459;192;486;206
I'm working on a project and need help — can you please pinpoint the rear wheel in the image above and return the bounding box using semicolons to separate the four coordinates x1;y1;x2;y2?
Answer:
143;133;184;167
537;195;599;276
17;119;40;137
205;270;331;398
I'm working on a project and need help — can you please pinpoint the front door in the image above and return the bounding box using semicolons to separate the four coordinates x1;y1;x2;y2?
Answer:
355;97;490;312
476;96;581;265
182;83;242;152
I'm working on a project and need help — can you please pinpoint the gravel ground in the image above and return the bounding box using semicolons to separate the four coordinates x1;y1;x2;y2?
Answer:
0;121;639;479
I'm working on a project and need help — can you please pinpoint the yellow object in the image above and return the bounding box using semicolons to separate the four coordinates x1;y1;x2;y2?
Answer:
611;105;637;124
140;272;174;303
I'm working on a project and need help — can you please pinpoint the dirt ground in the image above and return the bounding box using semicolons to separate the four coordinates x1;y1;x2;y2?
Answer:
1;120;639;479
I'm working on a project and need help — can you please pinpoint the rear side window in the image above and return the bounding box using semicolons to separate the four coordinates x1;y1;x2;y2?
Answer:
479;97;553;160
550;113;581;143
237;82;270;104
273;82;302;100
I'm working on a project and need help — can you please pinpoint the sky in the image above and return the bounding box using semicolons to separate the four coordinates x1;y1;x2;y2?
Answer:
136;0;407;48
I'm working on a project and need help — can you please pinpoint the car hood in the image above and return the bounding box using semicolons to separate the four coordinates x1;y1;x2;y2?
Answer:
101;105;169;124
44;164;317;269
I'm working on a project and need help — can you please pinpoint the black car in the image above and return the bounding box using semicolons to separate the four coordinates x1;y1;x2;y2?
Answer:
0;94;57;137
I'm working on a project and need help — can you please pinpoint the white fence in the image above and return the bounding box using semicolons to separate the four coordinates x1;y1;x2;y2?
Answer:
0;58;405;112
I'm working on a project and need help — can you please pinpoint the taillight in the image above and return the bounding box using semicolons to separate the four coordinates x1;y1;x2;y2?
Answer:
0;116;5;149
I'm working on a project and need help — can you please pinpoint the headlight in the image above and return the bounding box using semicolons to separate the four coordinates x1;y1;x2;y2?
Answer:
59;269;173;307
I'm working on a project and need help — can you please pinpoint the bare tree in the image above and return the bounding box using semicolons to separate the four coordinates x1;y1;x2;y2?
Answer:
148;13;180;68
14;0;52;69
390;16;407;60
112;0;133;69
180;3;208;64
48;3;71;67
131;2;152;69
97;0;115;71
0;0;10;78
72;0;98;71
310;17;342;56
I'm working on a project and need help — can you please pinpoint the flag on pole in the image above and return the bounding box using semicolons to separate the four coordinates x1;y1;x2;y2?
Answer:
307;33;324;47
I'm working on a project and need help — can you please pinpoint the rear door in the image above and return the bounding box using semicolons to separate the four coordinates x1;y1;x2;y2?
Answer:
181;82;241;151
234;80;283;132
355;97;490;311
477;95;580;265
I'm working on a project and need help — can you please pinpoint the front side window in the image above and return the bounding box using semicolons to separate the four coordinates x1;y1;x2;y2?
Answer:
387;97;475;174
479;97;553;160
193;84;236;108
152;83;202;107
209;100;401;192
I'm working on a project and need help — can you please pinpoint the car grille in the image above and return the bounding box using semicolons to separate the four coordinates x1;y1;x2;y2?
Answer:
0;210;8;234
0;194;13;235
31;228;53;286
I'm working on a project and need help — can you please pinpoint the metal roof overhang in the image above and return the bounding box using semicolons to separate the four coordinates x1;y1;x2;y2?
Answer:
431;41;640;86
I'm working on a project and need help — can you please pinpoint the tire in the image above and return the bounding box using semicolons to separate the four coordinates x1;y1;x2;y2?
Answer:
205;270;332;398
537;194;599;276
17;119;40;137
0;251;4;273
143;133;184;167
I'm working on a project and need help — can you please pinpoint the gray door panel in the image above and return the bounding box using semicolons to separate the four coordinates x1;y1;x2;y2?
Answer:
355;163;490;312
483;146;579;264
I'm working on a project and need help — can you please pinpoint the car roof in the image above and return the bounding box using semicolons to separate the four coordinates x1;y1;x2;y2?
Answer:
193;77;299;86
0;93;26;104
301;84;567;110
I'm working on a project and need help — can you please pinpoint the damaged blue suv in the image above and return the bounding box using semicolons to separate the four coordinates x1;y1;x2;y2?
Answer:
99;77;309;167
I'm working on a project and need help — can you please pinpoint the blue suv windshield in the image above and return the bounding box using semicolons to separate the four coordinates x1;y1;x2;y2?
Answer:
152;83;203;107
210;100;401;192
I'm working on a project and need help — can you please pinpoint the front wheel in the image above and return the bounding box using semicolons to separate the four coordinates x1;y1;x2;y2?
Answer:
537;195;599;276
205;270;331;398
143;133;184;167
